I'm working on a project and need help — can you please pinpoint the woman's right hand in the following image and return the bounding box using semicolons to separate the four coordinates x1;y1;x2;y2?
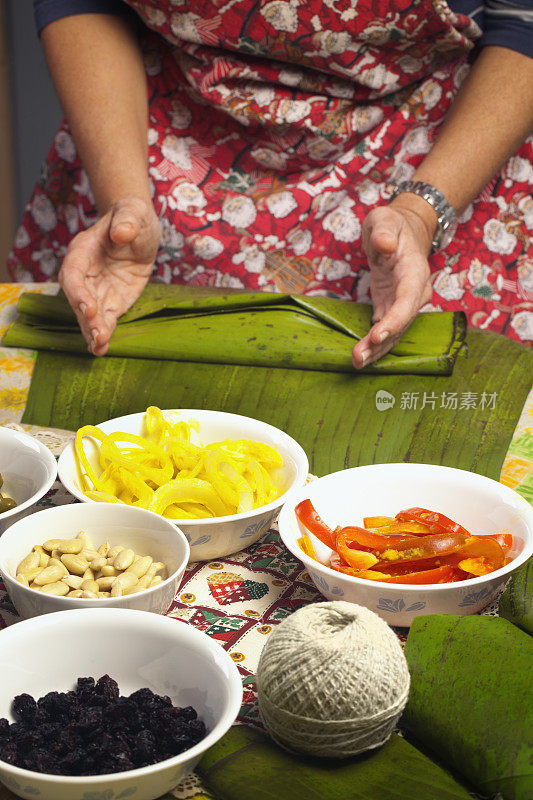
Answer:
59;197;161;356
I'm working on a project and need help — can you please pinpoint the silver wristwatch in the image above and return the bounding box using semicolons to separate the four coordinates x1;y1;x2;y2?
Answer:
388;180;457;252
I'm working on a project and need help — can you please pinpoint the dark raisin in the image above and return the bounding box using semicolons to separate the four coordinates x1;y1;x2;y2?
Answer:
37;691;73;721
96;675;119;702
76;677;95;696
0;677;205;776
0;743;18;765
133;729;156;764
12;694;38;721
177;705;198;721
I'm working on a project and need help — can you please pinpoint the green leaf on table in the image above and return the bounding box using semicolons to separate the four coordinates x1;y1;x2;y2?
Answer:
197;726;474;800
403;614;533;800
17;322;533;484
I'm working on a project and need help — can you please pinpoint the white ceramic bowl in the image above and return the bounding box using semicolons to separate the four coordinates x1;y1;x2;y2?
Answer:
58;409;309;561
0;607;242;800
0;427;57;535
0;503;190;618
278;463;533;627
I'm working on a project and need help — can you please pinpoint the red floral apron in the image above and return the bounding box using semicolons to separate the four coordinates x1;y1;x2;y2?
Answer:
8;0;533;343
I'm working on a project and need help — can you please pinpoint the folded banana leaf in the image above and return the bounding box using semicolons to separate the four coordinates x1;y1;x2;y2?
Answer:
403;614;533;800
197;725;473;800
2;287;467;375
20;325;533;482
499;558;533;636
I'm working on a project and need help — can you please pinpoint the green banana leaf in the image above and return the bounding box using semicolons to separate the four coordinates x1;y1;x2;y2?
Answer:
197;725;473;800
499;557;533;636
2;287;466;375
403;614;533;800
20;326;532;480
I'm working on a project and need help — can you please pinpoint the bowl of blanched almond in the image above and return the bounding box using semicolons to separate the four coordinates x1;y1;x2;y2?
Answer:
0;503;190;618
57;407;309;561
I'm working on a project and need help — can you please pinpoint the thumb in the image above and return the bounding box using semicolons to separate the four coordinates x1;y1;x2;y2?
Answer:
109;201;142;246
368;209;403;256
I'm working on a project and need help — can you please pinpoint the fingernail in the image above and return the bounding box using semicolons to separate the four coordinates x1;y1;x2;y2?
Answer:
360;350;370;367
378;330;389;343
79;302;86;315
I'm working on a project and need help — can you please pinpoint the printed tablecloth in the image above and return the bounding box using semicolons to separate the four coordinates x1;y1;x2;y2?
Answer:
0;283;532;800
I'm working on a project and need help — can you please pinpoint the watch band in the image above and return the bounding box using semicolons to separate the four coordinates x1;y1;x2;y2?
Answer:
388;180;457;252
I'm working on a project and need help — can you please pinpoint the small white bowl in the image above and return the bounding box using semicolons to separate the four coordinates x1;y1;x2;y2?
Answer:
58;409;309;561
0;427;57;535
0;503;190;618
278;463;533;627
0;607;242;800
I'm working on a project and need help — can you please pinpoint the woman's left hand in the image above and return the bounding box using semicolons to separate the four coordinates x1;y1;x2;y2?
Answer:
352;199;436;369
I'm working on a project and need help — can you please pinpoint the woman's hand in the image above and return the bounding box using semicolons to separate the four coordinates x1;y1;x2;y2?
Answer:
59;197;161;356
352;197;436;368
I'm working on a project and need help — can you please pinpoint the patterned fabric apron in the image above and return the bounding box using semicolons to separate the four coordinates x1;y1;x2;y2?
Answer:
8;0;533;343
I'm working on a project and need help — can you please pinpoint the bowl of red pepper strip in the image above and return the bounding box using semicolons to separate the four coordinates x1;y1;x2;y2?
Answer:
278;463;533;627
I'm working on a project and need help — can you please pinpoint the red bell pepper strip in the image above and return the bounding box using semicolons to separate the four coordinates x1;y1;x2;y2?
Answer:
377;532;468;564
294;499;335;548
395;508;471;538
340;525;418;551
370;557;446;575
354;565;459;584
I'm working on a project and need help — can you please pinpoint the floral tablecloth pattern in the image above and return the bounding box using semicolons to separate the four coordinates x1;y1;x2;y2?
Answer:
0;283;532;800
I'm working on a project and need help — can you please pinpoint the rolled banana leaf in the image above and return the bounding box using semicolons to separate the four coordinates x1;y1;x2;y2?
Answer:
403;614;533;800
499;557;533;636
197;725;473;800
3;287;466;375
20;325;533;482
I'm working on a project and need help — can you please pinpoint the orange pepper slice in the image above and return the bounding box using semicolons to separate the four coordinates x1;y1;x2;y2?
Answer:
363;516;394;528
335;531;379;570
458;557;492;576
456;536;505;570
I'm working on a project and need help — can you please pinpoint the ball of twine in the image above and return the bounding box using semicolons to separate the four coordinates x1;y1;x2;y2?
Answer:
256;601;410;758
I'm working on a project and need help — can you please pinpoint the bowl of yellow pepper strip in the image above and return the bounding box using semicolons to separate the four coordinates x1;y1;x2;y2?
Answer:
58;407;309;561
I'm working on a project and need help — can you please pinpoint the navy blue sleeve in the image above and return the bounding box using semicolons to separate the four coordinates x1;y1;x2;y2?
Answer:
449;0;533;58
34;0;130;36
480;0;533;58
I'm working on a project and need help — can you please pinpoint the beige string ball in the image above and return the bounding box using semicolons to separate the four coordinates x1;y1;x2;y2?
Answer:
256;601;410;758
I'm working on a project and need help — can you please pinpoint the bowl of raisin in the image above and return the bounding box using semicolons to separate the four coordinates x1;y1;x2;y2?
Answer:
0;608;242;800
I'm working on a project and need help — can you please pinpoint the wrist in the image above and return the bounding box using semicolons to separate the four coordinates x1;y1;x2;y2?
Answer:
389;193;437;255
98;186;153;217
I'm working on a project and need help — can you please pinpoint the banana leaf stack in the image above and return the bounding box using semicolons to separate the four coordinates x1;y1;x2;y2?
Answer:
3;286;466;374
